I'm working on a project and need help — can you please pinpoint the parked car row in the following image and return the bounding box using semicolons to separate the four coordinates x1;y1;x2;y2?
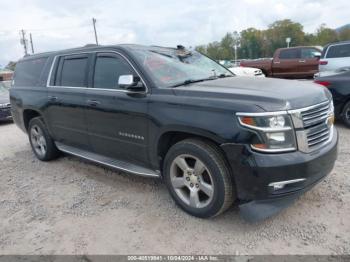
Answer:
240;46;322;79
314;70;350;127
0;81;12;121
218;60;266;77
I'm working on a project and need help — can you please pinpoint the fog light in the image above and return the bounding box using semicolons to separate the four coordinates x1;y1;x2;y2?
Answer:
273;184;285;190
269;178;306;191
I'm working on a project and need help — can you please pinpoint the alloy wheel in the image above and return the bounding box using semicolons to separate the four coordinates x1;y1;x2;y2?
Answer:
30;124;47;157
170;154;214;209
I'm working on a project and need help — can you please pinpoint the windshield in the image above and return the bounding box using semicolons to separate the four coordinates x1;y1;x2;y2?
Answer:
132;48;233;88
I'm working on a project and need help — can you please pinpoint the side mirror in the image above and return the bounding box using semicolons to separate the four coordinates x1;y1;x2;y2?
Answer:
313;51;322;59
118;75;145;91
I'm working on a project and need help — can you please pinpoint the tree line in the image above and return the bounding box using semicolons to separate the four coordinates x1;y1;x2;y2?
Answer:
195;19;350;60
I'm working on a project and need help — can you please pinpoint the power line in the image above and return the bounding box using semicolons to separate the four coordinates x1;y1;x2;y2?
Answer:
20;30;28;56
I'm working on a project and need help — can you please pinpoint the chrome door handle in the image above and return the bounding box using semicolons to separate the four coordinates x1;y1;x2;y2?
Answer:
273;61;280;64
87;100;101;107
299;60;306;63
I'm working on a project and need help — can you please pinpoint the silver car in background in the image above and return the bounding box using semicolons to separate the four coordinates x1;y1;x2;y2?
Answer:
318;41;350;77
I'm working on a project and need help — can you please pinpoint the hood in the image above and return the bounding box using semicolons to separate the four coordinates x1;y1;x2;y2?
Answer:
173;77;331;112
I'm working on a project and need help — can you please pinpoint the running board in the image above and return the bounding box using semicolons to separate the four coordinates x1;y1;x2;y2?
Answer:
55;142;160;178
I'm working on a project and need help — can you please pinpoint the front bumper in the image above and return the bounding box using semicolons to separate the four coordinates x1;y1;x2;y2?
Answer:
0;107;12;121
221;128;338;222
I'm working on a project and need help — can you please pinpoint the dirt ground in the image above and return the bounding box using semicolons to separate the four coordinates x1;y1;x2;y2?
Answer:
0;121;349;255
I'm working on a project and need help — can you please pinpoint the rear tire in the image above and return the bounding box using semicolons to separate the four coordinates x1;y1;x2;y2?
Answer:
342;101;350;128
163;138;235;218
28;117;59;161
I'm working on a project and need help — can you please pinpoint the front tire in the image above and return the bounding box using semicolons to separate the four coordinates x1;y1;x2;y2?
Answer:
28;117;59;161
163;139;235;218
342;101;350;128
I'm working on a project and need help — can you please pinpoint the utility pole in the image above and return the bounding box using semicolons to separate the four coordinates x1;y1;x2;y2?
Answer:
92;18;99;45
29;33;35;54
234;44;238;65
20;29;28;56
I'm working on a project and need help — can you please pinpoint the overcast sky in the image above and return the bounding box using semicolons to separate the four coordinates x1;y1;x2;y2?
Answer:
0;0;349;67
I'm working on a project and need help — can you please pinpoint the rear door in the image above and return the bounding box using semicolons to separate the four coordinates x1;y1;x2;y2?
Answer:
85;52;149;166
298;47;320;78
272;48;300;78
46;53;91;151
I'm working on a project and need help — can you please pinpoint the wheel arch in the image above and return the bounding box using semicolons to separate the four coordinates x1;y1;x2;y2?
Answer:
155;127;234;180
23;109;42;131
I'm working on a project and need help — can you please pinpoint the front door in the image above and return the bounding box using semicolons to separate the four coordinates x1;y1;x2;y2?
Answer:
46;53;91;151
85;52;149;166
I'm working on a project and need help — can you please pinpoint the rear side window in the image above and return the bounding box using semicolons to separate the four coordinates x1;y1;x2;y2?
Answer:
56;55;88;87
93;54;135;89
14;57;48;87
326;44;350;58
279;49;300;59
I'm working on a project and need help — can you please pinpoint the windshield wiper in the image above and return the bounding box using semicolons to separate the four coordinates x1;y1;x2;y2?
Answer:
171;78;217;88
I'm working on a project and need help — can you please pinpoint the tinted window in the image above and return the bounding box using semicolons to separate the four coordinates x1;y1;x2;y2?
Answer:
59;56;88;87
326;44;350;58
14;57;47;87
279;49;300;59
93;55;134;89
301;48;319;59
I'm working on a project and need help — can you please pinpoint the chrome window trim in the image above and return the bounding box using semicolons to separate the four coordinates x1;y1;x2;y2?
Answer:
46;50;149;94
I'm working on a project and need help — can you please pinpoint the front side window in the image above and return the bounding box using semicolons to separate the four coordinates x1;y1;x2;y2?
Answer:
131;48;232;88
58;56;88;87
93;55;135;89
326;44;350;58
279;49;300;59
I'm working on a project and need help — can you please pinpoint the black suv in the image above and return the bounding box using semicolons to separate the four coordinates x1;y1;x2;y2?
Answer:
10;44;338;221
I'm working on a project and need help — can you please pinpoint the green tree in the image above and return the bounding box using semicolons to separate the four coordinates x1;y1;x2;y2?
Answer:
315;24;338;45
5;61;16;71
338;27;350;41
265;19;305;53
239;28;264;59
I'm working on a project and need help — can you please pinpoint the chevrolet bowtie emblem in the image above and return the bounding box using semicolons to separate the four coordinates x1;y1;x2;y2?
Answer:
326;114;335;128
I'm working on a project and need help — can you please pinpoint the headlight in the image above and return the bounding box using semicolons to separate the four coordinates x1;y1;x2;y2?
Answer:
237;113;297;153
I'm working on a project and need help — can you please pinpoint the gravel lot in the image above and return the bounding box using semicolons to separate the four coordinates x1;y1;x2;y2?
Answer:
0;121;349;255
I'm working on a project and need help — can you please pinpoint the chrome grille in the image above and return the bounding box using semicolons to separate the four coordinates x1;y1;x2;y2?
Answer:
290;100;334;153
301;101;330;128
306;123;331;148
